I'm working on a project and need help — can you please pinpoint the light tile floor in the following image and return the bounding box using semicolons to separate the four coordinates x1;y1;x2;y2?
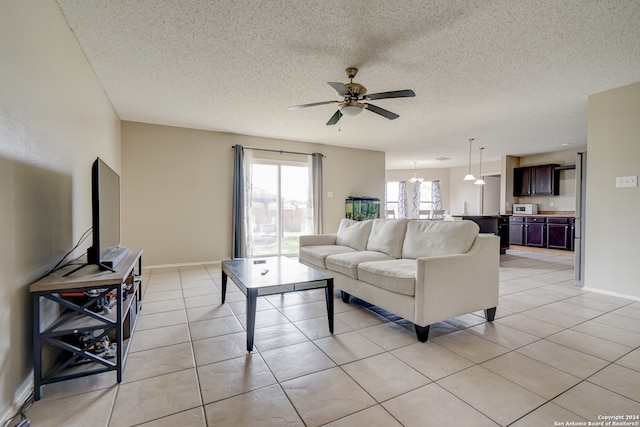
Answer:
24;250;640;426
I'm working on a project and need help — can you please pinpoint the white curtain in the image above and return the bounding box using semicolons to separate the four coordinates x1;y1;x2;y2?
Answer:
431;180;442;211
397;181;408;218
411;181;421;219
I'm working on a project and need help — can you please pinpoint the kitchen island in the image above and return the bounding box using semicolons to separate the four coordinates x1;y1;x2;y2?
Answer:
456;215;509;254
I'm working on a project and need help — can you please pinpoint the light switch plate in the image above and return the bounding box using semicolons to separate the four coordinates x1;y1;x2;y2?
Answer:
615;176;638;188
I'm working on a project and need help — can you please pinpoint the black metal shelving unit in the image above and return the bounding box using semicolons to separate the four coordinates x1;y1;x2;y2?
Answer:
31;249;143;400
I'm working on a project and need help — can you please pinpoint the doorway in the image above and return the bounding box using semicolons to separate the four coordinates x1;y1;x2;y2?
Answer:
482;174;501;215
248;161;313;257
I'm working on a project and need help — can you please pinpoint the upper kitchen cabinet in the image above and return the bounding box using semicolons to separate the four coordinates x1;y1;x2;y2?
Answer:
514;167;532;196
513;164;560;196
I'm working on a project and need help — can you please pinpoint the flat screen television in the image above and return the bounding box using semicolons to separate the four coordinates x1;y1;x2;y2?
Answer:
87;157;128;271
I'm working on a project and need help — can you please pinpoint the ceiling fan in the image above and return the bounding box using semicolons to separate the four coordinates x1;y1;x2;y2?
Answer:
288;67;416;125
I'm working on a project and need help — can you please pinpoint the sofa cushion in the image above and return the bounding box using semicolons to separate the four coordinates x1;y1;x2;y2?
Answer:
336;219;373;251
357;259;416;296
402;220;480;259
299;245;356;269
325;251;394;279
366;218;408;259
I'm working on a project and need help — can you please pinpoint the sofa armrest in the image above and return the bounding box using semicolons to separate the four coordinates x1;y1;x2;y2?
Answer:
299;234;337;247
414;234;500;325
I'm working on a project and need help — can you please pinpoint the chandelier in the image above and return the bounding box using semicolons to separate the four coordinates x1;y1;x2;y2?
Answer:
409;162;423;183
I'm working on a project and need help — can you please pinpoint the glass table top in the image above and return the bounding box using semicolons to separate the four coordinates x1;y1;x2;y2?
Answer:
221;256;332;296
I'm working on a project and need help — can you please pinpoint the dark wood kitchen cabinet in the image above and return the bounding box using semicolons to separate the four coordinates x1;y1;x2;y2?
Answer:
508;215;574;251
513;164;560;196
524;216;546;247
513;167;532;196
547;217;572;250
508;216;525;245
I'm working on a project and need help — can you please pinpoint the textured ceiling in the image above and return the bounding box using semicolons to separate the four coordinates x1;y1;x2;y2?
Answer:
55;0;640;169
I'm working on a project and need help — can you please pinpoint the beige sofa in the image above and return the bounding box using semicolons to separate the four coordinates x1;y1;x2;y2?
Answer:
299;218;499;341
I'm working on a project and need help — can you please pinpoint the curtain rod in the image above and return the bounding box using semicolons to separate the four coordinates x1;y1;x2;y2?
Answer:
232;145;325;157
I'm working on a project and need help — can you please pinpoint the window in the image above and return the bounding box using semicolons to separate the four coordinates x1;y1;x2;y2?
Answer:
419;181;433;211
385;181;399;217
249;160;312;256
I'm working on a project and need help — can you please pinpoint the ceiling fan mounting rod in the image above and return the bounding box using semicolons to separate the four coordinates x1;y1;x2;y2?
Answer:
345;67;358;81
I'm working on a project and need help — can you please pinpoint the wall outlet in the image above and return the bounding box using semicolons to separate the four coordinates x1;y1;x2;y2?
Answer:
615;176;638;188
549;201;555;207
327;191;333;198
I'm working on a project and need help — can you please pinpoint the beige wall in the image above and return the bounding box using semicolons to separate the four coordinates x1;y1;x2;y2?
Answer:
586;82;640;298
0;0;120;420
121;122;385;266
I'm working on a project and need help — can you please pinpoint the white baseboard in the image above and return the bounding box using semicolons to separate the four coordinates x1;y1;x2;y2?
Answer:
582;286;640;302
143;260;222;270
0;375;33;427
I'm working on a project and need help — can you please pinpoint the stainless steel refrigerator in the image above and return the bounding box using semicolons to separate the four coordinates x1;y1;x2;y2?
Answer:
574;152;587;286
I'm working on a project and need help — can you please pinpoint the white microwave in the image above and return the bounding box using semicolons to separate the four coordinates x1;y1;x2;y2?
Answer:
513;203;538;214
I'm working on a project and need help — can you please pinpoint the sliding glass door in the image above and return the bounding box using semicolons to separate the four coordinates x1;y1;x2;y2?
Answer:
249;160;312;256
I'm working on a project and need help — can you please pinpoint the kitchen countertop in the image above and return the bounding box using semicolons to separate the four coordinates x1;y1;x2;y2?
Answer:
453;212;575;218
508;212;575;217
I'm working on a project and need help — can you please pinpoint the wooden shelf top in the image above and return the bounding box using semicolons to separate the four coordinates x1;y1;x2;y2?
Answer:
30;249;143;293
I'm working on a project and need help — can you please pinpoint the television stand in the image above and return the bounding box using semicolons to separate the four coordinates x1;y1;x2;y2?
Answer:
31;249;143;400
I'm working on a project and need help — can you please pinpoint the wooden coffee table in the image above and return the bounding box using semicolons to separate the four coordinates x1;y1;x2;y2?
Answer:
221;256;334;351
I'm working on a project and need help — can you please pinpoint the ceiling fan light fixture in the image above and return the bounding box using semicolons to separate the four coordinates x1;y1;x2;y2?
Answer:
339;101;364;116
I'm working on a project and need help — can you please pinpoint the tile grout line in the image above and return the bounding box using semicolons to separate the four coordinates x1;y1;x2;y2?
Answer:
179;266;210;427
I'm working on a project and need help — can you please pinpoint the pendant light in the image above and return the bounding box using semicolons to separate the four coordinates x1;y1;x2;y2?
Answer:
409;161;423;183
463;138;476;181
474;147;486;185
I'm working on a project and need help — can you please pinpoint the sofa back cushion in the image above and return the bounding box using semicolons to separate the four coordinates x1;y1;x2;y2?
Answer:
366;218;408;259
402;220;479;259
336;219;373;251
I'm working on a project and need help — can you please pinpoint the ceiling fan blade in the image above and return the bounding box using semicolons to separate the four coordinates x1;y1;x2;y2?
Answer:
326;110;343;125
364;103;399;120
327;82;352;96
366;89;416;100
288;100;338;110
